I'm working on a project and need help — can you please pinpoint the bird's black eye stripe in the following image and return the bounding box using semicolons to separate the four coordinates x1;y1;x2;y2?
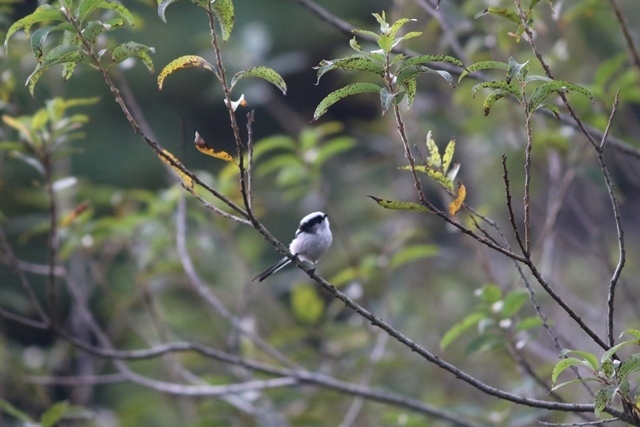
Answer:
298;214;326;234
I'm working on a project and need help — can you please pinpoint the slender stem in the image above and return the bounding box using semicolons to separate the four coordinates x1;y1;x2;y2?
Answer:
522;115;533;256
607;0;640;76
502;155;527;254
600;93;624;347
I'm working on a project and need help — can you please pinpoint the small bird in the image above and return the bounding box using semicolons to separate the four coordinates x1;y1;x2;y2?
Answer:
253;211;332;282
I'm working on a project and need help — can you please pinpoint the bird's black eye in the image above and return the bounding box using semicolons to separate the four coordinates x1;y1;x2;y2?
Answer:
298;214;325;233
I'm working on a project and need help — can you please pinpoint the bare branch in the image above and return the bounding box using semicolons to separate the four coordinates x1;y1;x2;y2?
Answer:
600;92;625;347
606;0;640;76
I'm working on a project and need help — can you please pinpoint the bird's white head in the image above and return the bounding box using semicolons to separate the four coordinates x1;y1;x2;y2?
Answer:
296;211;329;235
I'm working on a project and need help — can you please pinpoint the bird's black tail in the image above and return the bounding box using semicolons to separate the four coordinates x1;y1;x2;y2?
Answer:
253;256;291;282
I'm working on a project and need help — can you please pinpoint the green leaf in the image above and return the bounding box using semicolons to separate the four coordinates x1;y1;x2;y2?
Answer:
622;329;640;340
465;333;504;355
551;357;586;387
471;81;520;99
368;195;432;213
458;60;509;82
618;354;640;381
211;0;234;42
41;401;70;427
478;284;502;304
77;0;132;24
0;399;33;423
401;54;464;70
550;377;601;392
83;19;124;45
475;7;522;26
601;359;615;378
400;77;416;110
230;66;287;94
78;0;105;23
563;349;600;371
352;29;380;41
27;44;88;96
313;83;381;121
111;41;155;73
257;153;300;176
291;284;324;324
440;311;486;350
537;103;561;118
95;1;134;26
442;138;455;172
5;6;66;47
398;64;453;86
315;137;356;164
252;135;296;158
395;31;422;45
523;74;552;85
390;244;438;269
528;80;593;112
377;32;393;53
483;89;515;116
515;315;543;331
388;18;415;40
31;108;49;131
501;290;528;318
30;25;56;61
315;55;384;83
594;386;615;419
157;55;217;90
157;0;180;22
349;37;362;52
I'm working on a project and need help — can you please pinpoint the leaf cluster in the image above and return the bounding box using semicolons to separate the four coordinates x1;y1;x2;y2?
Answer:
474;0;553;42
1;97;99;175
459;57;593;117
5;0;154;95
552;330;640;419
313;12;463;119
440;284;543;354
252;122;355;200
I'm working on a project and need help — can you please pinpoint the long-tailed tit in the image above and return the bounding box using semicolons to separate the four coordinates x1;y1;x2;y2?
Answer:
253;212;332;282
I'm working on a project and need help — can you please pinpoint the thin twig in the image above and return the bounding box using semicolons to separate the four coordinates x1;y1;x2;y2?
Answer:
246;111;255;211
606;0;640;76
502;155;527;254
392;104;428;204
600;92;625;347
522;115;533;256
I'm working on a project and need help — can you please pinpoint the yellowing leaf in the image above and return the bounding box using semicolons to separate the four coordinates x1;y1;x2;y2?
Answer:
157;55;217;90
59;200;90;227
194;132;235;163
2;115;32;142
368;195;432;213
157;148;194;189
449;183;466;217
425;131;441;168
442;138;455;172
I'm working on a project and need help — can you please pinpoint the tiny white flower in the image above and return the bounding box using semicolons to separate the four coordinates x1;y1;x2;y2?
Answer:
491;300;504;313
499;319;512;329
